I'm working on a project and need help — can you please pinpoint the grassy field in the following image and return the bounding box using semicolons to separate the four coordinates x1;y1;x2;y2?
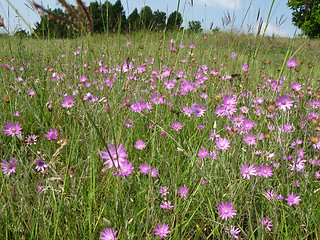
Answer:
1;30;320;239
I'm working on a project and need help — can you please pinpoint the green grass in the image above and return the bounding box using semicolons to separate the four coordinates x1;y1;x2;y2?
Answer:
0;31;320;239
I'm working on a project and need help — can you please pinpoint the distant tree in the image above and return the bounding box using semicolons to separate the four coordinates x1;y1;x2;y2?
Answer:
89;1;113;33
188;20;202;32
287;0;320;38
109;0;127;32
140;6;154;30
14;29;29;37
128;8;140;31
89;1;103;33
153;10;166;31
167;10;183;30
33;8;77;38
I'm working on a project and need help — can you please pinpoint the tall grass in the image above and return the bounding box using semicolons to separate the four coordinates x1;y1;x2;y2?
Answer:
1;1;320;239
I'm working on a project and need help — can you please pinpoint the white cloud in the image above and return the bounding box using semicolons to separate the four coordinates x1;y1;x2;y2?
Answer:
253;23;290;37
197;0;240;9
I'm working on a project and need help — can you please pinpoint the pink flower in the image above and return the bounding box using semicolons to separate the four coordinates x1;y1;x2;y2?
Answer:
171;121;183;131
35;158;48;172
100;227;118;240
1;158;17;176
242;63;249;71
100;143;128;169
215;137;230;150
290;82;302;91
44;128;58;140
276;94;294;112
61;95;75;108
117;160;134;177
192;104;206;117
285;192;301;206
225;225;241;239
286;58;298;68
239;163;257;180
135;139;146;150
25;135;37;145
159;186;169;197
217;201;236;220
258;216;273;231
2;121;22;137
178;185;189;198
151;168;159;177
257;165;273;178
160;201;174;209
154;222;171;238
139;163;150;175
197;147;208;158
263;189;276;200
242;134;257;146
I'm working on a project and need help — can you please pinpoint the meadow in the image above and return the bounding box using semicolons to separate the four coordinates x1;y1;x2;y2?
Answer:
1;30;320;239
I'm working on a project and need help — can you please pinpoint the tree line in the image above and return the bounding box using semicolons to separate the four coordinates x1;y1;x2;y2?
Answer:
32;0;204;38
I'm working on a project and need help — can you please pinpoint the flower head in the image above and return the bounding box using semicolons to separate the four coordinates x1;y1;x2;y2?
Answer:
1;158;17;176
160;201;174;210
25;135;37;145
154;222;171;238
35;158;48;172
217;201;236;220
44;128;58;140
100;227;118;240
100;143;128;169
135;139;146;150
61;95;75;108
276;94;294;112
2;121;22;137
257;165;273;178
225;225;241;239
159;186;169;197
239;163;257;180
286;58;298;68
139;163;150;175
171;121;183;131
215;137;230;150
258;216;273;231
178;185;189;198
151;168;159;177
285;192;301;206
117;160;134;177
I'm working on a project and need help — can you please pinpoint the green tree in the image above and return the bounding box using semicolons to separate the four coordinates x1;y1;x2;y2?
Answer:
140;6;154;30
33;8;78;38
188;20;202;32
109;0;127;32
89;1;103;33
167;10;183;30
287;0;320;38
153;10;166;31
128;8;140;31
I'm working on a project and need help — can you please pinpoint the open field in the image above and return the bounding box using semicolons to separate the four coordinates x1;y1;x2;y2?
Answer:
1;31;320;239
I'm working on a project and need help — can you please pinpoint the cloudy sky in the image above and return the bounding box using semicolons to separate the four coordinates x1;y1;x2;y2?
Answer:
0;0;300;37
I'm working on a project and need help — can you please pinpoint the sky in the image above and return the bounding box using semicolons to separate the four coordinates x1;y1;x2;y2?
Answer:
0;0;301;37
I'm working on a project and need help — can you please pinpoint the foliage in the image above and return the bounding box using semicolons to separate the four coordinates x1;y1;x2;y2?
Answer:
188;20;203;32
167;10;183;30
32;0;184;38
1;30;320;239
128;8;140;31
287;0;320;38
32;8;79;38
140;6;154;30
0;31;320;239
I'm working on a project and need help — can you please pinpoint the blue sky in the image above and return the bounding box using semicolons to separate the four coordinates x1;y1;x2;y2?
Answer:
0;0;300;37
